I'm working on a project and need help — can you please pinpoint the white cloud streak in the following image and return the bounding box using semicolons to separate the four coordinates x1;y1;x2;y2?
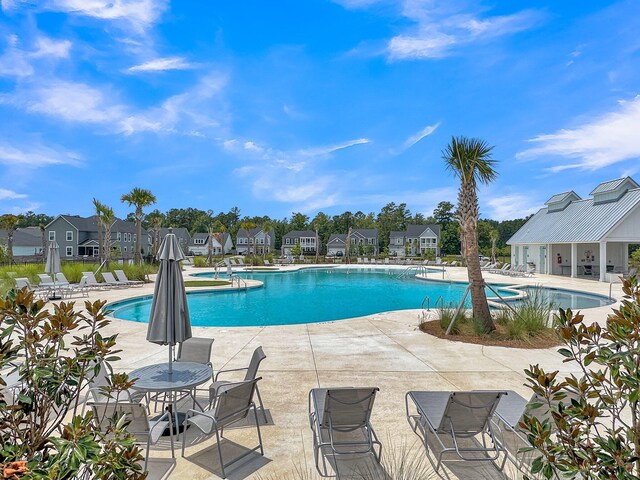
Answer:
517;96;640;172
0;35;71;78
402;122;440;150
0;141;82;168
0;188;27;200
128;56;195;72
485;194;542;221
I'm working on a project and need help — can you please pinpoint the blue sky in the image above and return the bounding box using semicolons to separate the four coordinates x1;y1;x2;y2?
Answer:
0;0;639;221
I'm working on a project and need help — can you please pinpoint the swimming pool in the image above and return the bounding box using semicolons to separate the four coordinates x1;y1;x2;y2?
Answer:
107;268;613;327
108;268;519;327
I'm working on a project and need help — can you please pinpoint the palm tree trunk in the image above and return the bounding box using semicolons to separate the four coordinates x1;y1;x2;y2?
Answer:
135;209;142;265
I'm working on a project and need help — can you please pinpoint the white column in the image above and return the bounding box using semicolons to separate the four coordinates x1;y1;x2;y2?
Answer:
599;241;607;282
623;243;629;271
571;243;578;278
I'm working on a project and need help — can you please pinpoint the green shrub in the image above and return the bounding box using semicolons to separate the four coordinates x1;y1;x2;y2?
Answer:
193;256;207;267
500;288;554;341
493;307;511;326
438;305;466;335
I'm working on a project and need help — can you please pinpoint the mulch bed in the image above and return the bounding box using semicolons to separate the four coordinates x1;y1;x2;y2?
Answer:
419;319;562;349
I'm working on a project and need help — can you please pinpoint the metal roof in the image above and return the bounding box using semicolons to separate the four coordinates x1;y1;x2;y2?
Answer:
590;176;638;195
282;230;316;239
545;191;580;205
508;188;640;244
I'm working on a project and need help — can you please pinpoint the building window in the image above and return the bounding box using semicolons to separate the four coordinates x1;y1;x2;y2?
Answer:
49;231;55;241
124;246;127;253
285;238;290;245
66;231;73;241
133;234;137;242
66;246;73;256
117;232;121;240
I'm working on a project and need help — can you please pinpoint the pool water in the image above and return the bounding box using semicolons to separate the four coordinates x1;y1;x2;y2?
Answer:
108;268;516;327
502;286;612;310
107;268;613;327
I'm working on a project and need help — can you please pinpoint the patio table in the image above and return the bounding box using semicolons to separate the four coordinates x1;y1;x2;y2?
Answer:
130;361;212;435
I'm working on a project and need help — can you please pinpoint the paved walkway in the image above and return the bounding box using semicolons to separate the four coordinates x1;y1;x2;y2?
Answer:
83;264;623;479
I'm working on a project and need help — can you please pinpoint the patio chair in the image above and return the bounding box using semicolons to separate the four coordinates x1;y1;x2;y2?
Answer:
405;390;507;472
152;337;215;410
182;378;264;479
82;360;147;415
102;271;128;288
55;272;71;286
115;269;144;286
209;346;267;423
309;387;382;477
59;275;90;298
92;401;173;471
583;265;594;276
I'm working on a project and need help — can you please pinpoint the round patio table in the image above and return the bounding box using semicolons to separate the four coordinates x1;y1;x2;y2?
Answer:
130;361;212;435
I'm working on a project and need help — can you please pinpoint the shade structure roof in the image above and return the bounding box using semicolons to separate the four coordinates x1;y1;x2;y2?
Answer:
508;188;640;245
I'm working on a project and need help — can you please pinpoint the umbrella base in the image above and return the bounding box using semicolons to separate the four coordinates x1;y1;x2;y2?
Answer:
48;296;62;301
153;411;189;436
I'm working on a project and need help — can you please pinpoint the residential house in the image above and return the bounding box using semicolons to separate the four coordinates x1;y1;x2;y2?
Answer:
389;224;441;257
507;176;640;281
236;227;273;255
281;230;317;255
45;215;151;259
188;232;233;256
148;227;191;255
327;229;379;256
0;227;44;257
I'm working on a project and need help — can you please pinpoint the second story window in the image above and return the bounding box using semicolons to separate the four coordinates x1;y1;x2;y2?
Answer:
66;231;73;241
49;231;55;241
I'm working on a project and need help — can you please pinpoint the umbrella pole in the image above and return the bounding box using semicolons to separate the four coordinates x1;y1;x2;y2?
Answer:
169;344;173;374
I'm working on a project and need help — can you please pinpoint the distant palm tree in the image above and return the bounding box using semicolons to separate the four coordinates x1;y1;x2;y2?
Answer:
443;136;498;332
490;229;499;264
262;222;273;259
0;214;20;264
121;188;157;265
93;199;115;269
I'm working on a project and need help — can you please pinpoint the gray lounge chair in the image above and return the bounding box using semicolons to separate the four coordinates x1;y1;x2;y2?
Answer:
14;277;50;299
37;273;55;286
92;401;173;471
491;389;577;475
182;378;264;479
115;269;144;286
82;271;111;289
309;387;381;477
55;272;71;285
102;271;127;288
405;390;507;472
209;346;267;423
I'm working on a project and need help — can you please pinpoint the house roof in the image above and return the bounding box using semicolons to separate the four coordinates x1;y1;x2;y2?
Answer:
50;215;140;234
283;230;316;239
545;191;580;205
327;234;346;244
236;227;264;237
351;228;377;237
405;224;441;237
149;227;191;238
0;227;42;247
189;232;229;245
508;187;640;244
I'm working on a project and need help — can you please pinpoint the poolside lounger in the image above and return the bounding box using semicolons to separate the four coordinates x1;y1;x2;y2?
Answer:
309;387;381;478
55;272;71;286
481;262;498;271
114;269;144;286
102;272;128;288
14;277;50;299
405;390;507;472
491;389;577;475
82;271;111;289
37;273;55;286
62;275;90;297
182;379;264;479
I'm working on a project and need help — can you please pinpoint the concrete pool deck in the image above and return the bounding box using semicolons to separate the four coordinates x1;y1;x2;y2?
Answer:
84;264;624;479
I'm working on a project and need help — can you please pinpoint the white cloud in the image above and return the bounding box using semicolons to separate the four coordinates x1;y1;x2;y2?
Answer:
299;138;370;156
401;122;440;150
128;56;194;72
0;188;27;200
0;141;82;168
485;194;542;221
381;2;543;60
31;36;71;58
46;0;167;32
517;96;640;172
0;35;70;78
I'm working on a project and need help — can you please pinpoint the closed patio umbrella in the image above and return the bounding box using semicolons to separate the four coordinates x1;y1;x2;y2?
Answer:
45;240;61;300
147;229;192;374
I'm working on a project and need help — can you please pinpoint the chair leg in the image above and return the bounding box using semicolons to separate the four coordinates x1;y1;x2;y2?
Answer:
253;405;264;456
215;427;226;479
144;441;150;473
255;384;268;424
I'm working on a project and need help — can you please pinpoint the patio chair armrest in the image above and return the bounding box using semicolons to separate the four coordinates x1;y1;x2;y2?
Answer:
149;410;172;434
213;366;249;382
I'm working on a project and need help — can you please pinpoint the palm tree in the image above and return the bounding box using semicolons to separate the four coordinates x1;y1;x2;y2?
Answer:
93;199;115;269
442;136;498;332
489;229;499;264
0;214;20;264
261;222;273;260
345;227;352;264
121;188;157;265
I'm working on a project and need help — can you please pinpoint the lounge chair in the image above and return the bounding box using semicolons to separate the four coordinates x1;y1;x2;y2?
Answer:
491;389;577;475
405;390;507;472
481;262;498;271
264;259;271;266
37;273;55;286
14;277;50;299
55;272;71;286
102;272;127;288
309;387;381;477
82;271;111;289
92;401;173;471
182;379;264;479
114;269;144;286
209;346;267;423
490;263;510;274
60;275;90;298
